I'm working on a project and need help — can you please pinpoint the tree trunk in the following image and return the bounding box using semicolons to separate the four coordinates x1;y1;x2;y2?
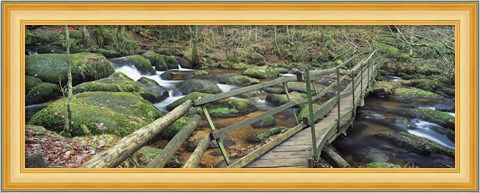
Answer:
190;25;200;68
80;100;193;168
61;25;72;137
147;115;201;168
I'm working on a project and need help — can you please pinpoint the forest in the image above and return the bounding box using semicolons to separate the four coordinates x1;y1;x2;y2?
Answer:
25;25;455;168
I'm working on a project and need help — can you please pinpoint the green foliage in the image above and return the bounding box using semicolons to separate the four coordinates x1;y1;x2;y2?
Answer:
251;115;277;128
255;127;285;142
29;92;164;137
91;26;139;55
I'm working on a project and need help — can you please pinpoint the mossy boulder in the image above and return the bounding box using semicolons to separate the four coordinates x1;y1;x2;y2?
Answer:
371;81;395;97
365;162;401;168
237;90;261;98
401;79;450;96
266;91;306;106
206;98;257;117
29;92;164;137
298;103;321;121
165;56;178;69
137;77;169;103
36;44;65;54
286;82;310;93
251;116;277;128
243;66;279;79
375;131;454;157
410;108;455;130
162;116;191;139
178;79;222;95
393;87;442;99
214;74;260;86
142;50;168;71
188;70;210;79
26;83;62;105
247;127;285;143
263;87;286;94
167;92;257;117
218;61;250;70
73;72;140;94
26;53;115;85
177;57;193;69
31;31;63;45
95;49;120;58
112;55;155;75
26;75;43;93
249;53;265;64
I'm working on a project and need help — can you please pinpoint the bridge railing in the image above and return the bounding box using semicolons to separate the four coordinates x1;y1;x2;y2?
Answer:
82;50;377;168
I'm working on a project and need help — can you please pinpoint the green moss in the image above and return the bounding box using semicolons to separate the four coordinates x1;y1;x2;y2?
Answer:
410;107;455;130
178;79;222;95
250;53;265;64
377;44;400;57
243;66;279;79
26;125;64;139
255;127;285;142
206;98;257;117
26;75;43;93
266;91;306;106
29;92;164;137
371;81;395;96
73;72;140;93
119;55;155;75
95;49;119;57
137;77;169;103
375;131;454;157
298;103;321;122
26;83;61;105
393;87;441;99
191;70;209;77
165;56;178;69
365;162;401;168
162;117;190;139
167;92;212;110
154;55;168;71
26;53;114;85
214;74;260;86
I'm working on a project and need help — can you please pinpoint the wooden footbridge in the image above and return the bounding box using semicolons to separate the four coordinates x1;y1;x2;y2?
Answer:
82;50;382;168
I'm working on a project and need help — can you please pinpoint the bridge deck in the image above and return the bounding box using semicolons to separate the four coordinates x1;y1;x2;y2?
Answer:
247;70;371;168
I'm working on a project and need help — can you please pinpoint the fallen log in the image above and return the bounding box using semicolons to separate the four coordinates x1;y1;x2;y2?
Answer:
81;100;193;168
147;115;201;168
183;134;211;168
321;146;351;168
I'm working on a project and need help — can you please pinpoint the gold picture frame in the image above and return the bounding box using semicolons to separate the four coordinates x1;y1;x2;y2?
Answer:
2;1;478;191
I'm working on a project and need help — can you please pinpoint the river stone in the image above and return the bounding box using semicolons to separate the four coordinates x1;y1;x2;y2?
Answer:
177;57;193;69
29;92;164;137
26;83;62;105
263;87;286;94
354;147;390;163
26;53;115;85
112;55;155;75
214;74;260;86
409;107;455;130
243;66;280;79
95;48;121;58
73;72;140;94
251;115;277;128
375;131;454;157
25;153;47;168
36;44;65;54
392;87;442;99
266;91;306;106
26;75;43;94
137;77;169;103
209;136;236;148
178;79;222;95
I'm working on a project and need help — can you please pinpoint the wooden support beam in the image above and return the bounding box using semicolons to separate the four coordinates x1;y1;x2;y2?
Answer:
81;100;193;168
321;146;351;168
227;124;306;168
183;134;211;168
147;115;201;168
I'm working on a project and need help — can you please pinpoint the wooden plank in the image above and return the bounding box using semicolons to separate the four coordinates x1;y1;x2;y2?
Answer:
147;115;201;168
227;124;306;168
270;144;312;152
248;158;307;168
215;100;298;139
81;100;193;168
193;76;297;105
183;134;211;168
260;150;311;159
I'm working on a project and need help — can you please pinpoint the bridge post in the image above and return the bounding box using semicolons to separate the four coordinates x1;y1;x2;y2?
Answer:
367;60;370;88
336;68;341;129
282;82;299;124
360;61;364;98
304;70;319;161
201;106;231;165
351;70;356;118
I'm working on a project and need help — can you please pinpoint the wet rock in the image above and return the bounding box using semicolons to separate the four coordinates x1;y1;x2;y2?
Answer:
188;70;210;79
251;115;277;128
177;57;193;69
249;53;265;65
26;83;62;105
26;53;115;85
275;67;289;74
354;147;390;163
266;91;306;106
237;90;261;98
160;71;174;80
167;92;211;110
26;75;43;94
29;92;164;137
263;87;285;94
73;72;140;94
217;61;250;70
209;136;236;148
137;77;169;103
375;131;454;157
365;162;401;168
26;153;47;168
409;107;455;130
165;56;178;69
178;79;222;95
243;66;279;79
214;74;260;86
112;55;155;75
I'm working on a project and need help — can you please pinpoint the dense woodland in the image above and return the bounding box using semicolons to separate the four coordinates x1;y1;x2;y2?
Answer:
25;25;455;168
